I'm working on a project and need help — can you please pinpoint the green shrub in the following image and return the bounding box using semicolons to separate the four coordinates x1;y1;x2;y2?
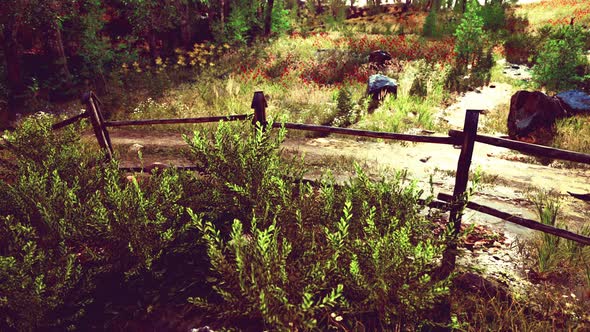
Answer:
532;24;590;92
185;123;451;330
422;8;439;38
480;1;506;32
331;86;360;127
183;121;304;229
0;116;194;331
448;0;494;91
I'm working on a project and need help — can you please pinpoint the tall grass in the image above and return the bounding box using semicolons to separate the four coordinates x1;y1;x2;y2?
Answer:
530;191;561;273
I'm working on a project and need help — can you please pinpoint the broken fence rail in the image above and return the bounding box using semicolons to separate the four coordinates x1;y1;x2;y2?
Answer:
438;193;590;245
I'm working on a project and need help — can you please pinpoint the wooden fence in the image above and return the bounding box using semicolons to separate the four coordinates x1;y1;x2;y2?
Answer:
52;91;590;271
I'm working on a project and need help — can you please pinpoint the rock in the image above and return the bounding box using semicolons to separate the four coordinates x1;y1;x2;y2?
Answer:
367;74;398;100
511;65;520;69
507;91;567;144
420;156;431;163
368;50;392;66
367;74;398;113
556;90;590;115
453;272;511;303
129;143;144;153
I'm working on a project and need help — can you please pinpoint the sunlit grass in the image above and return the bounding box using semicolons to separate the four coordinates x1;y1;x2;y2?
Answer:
555;115;590;154
516;0;590;29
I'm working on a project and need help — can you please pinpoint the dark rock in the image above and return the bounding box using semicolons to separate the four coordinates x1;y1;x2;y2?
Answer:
367;74;398;113
368;50;392;66
490;85;496;88
507;90;567;144
511;65;520;69
453;272;511;303
556;90;590;114
568;191;590;202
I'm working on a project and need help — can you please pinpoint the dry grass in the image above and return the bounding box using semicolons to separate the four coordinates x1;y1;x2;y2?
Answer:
515;0;590;29
554;115;590;154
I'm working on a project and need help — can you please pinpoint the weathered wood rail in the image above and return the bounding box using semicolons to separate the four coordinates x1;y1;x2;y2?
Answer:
51;91;590;256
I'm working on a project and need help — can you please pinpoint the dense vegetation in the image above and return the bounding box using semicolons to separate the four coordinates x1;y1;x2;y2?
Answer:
2;116;588;331
2;0;590;330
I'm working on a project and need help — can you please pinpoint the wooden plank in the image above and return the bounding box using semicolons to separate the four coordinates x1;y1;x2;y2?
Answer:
438;193;590;245
51;111;88;130
90;92;114;157
273;122;460;145
82;92;113;161
439;109;480;278
449;129;590;165
104;114;251;127
251;91;268;129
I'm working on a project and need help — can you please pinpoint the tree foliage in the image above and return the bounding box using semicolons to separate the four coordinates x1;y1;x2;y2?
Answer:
532;25;590;92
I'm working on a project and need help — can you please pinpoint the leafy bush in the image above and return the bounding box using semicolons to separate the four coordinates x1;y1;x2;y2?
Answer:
331;86;361;127
0;116;195;331
454;0;485;70
447;0;494;91
422;8;440;38
480;1;506;32
532;24;590;92
184;122;451;330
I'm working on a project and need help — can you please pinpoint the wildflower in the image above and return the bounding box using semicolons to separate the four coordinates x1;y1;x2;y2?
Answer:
335;316;343;322
209;62;215;66
174;48;183;54
190;59;197;66
224;43;230;49
133;61;139;68
155;57;163;65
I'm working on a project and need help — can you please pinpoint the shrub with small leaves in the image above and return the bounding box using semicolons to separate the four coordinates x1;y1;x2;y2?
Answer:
184;122;451;330
0;116;194;331
532;24;590;92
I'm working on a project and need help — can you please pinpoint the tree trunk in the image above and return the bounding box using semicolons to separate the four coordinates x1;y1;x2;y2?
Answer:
2;12;25;128
45;1;71;80
220;0;225;31
179;2;192;49
44;24;72;80
264;0;275;36
147;29;159;60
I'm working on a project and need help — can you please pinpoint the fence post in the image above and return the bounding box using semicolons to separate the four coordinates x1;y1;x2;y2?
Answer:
82;92;114;161
427;109;480;331
251;91;268;129
439;109;480;278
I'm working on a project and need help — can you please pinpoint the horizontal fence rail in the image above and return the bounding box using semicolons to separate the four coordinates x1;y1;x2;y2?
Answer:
104;114;251;127
52;111;88;130
273;122;460;145
438;193;590;245
449;129;590;165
